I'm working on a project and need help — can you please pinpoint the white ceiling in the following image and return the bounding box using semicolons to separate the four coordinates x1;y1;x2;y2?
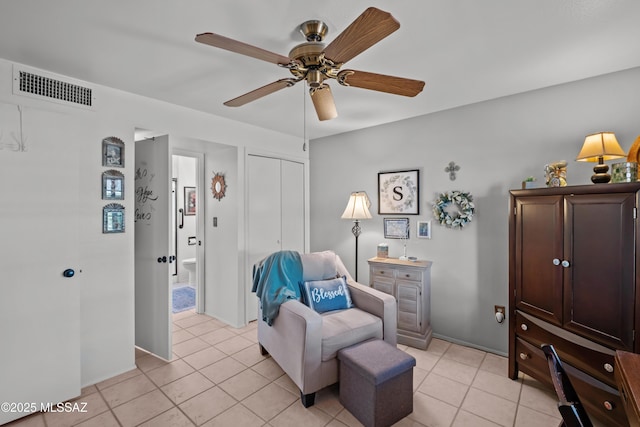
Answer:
1;0;639;140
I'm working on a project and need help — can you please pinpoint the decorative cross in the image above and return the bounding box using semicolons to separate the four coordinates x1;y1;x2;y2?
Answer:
445;161;460;181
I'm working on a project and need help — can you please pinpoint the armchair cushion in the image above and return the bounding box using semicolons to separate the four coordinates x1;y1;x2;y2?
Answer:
320;308;383;361
300;276;353;313
300;250;339;281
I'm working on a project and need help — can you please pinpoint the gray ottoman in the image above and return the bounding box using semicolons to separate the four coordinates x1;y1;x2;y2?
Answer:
338;339;416;427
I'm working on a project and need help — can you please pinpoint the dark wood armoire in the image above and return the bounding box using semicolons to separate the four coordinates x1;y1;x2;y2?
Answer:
509;183;640;426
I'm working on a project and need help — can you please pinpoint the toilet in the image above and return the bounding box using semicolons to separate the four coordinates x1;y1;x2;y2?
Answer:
182;258;196;285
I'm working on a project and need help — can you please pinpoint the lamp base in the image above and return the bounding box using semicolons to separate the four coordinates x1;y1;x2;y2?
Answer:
591;163;611;184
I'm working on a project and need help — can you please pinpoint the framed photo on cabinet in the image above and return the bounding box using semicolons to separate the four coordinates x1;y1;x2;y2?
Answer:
378;169;419;214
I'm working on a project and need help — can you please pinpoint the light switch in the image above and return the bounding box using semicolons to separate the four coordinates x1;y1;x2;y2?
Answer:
213;217;218;227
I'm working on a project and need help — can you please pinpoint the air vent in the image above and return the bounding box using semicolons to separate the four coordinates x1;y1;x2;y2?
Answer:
13;64;96;109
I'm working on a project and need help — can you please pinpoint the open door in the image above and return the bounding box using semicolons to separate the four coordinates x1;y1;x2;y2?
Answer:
135;135;172;360
0;106;80;424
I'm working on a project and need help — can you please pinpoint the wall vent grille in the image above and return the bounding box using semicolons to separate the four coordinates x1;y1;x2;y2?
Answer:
12;65;96;109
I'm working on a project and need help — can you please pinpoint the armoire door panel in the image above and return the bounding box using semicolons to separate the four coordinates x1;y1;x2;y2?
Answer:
564;193;636;350
514;196;564;325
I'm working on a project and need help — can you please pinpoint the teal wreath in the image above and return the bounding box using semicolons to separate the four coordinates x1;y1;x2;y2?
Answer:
433;191;475;229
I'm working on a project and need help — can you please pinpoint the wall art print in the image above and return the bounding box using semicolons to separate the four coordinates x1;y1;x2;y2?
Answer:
378;169;419;215
102;136;125;168
102;169;124;200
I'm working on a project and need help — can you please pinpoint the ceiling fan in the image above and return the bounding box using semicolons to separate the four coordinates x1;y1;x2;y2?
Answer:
195;7;425;121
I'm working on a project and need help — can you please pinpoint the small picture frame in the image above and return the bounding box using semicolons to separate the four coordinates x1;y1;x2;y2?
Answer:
184;186;196;216
102;170;124;200
417;220;432;239
378;169;420;215
384;218;410;239
103;203;125;233
102;136;125;168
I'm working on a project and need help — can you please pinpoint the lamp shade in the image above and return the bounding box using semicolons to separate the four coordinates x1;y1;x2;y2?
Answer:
341;191;372;220
576;132;626;162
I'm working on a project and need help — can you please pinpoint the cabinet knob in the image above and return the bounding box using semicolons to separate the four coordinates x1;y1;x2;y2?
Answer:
561;260;570;268
519;352;529;360
603;401;615;411
553;258;561;266
520;323;528;331
604;363;614;373
380;271;385;275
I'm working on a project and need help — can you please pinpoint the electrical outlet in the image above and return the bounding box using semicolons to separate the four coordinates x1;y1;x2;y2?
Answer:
494;305;506;323
494;305;505;315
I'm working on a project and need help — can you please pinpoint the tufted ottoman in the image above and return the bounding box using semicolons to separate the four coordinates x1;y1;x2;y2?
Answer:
338;339;416;427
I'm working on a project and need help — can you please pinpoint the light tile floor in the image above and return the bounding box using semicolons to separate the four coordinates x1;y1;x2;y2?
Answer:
4;310;606;427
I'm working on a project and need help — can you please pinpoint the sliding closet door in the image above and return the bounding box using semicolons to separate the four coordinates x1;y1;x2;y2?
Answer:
280;159;304;252
246;155;305;322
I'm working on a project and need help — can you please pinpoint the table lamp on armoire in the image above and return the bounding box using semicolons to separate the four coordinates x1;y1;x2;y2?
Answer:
341;191;372;281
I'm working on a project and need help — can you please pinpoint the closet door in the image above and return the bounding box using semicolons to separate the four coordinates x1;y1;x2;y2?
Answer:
247;155;283;321
280;159;304;252
0;107;80;424
246;155;305;322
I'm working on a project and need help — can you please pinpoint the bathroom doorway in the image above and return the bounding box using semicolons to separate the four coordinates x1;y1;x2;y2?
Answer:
172;151;203;314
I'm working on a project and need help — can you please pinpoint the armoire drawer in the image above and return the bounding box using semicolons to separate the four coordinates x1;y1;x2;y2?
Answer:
516;338;628;427
516;311;616;386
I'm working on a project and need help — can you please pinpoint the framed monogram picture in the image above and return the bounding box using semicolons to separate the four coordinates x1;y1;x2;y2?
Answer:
378;169;420;215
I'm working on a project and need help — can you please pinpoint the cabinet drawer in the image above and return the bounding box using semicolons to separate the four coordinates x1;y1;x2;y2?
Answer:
516;311;616;386
516;338;627;427
396;269;422;282
371;266;395;278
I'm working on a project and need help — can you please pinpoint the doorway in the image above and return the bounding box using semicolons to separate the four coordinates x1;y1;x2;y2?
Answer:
172;153;198;313
134;131;205;361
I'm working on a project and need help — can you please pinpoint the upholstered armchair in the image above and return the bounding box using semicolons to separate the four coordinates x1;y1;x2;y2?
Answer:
255;251;397;407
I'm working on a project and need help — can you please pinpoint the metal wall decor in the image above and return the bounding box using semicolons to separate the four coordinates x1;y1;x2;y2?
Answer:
102;169;124;200
211;172;227;201
445;161;460;180
378;169;419;215
103;203;125;233
102;136;125;168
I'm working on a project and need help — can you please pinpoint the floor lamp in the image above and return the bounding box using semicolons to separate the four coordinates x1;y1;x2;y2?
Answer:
341;191;372;282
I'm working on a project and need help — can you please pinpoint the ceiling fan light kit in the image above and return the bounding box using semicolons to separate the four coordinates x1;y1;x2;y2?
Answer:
195;7;425;121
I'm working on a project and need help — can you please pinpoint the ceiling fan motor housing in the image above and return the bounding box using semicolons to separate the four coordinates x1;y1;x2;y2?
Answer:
299;20;328;42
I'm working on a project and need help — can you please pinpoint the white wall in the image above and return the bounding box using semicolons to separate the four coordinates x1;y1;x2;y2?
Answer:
0;57;306;388
310;66;640;355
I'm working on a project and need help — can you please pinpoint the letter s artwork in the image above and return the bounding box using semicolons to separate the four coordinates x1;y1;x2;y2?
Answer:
379;170;419;214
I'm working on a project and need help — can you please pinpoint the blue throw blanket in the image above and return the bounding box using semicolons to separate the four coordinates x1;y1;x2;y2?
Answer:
252;250;303;326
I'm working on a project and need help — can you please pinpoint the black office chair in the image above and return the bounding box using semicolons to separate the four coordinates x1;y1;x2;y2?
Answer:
541;344;593;427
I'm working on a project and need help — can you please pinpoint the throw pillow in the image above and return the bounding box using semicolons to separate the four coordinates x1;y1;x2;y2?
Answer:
300;276;352;313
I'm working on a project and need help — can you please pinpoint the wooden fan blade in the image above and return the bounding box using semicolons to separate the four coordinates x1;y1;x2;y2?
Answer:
310;85;338;121
224;79;297;107
196;32;292;66
323;7;400;65
338;70;425;97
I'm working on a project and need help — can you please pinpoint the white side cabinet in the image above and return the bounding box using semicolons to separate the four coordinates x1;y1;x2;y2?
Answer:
368;257;433;349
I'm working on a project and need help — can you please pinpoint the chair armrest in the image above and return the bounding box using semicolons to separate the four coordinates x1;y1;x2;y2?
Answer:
257;299;323;393
347;280;397;346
